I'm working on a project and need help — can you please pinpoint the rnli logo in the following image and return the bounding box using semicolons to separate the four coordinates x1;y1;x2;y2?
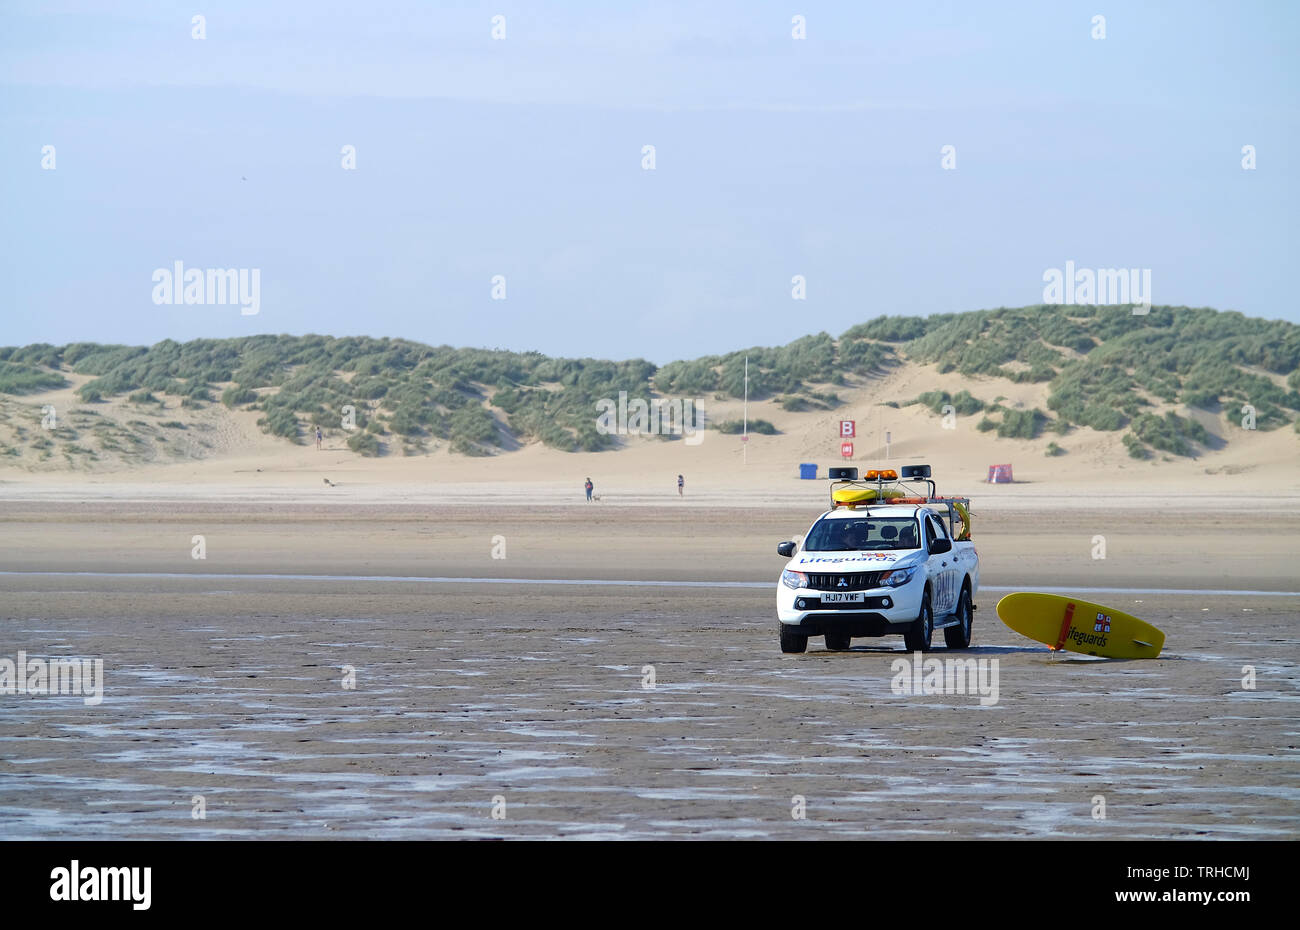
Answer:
1094;613;1111;633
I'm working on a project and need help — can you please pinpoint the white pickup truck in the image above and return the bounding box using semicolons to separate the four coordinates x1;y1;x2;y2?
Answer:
775;465;979;653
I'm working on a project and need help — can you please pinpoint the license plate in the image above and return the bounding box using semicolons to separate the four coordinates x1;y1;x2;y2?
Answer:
821;592;864;604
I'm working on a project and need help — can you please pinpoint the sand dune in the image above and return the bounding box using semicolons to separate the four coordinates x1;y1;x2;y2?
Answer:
2;361;1297;510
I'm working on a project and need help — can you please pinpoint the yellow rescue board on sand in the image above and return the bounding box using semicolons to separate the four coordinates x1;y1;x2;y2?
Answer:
996;592;1165;659
831;487;906;505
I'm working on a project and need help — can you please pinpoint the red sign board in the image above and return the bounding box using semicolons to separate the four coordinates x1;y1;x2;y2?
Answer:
841;442;854;458
840;420;856;438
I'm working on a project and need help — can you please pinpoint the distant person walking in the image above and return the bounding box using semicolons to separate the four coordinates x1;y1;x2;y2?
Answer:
677;474;684;497
316;426;323;450
584;477;594;502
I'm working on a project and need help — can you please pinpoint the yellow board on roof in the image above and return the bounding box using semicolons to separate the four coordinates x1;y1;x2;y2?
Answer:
831;487;906;506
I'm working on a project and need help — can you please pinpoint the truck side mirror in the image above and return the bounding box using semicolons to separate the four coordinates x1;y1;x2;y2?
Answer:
929;538;952;555
777;541;796;557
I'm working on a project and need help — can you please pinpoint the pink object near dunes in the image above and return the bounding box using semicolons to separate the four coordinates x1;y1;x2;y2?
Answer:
987;464;1014;483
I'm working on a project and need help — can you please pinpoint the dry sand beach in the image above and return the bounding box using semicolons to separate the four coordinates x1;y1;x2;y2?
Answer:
1;428;1298;838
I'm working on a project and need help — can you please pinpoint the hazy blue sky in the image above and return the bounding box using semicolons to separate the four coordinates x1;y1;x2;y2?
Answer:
2;1;1296;364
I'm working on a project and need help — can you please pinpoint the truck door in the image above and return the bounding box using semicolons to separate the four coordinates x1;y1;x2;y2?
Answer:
925;514;958;614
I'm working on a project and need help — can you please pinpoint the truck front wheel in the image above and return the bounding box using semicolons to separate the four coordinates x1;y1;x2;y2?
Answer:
904;589;934;652
779;624;808;654
824;632;851;650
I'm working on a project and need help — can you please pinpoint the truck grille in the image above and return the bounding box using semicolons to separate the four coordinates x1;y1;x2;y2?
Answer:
806;572;886;591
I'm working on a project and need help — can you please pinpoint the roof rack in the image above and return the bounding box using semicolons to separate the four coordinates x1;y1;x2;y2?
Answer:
826;464;972;540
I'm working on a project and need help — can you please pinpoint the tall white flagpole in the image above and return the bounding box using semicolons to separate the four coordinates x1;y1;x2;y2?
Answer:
743;356;748;465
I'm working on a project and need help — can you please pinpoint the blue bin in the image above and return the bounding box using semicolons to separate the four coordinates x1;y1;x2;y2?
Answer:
798;463;817;480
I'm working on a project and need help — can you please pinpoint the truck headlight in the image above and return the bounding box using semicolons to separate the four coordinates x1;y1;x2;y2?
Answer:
781;569;808;589
881;567;916;587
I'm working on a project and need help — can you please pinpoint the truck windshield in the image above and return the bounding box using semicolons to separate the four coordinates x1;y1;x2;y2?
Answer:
804;516;920;551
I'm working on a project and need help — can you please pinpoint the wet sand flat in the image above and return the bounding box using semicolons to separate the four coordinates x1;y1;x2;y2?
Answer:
0;503;1297;839
0;584;1295;840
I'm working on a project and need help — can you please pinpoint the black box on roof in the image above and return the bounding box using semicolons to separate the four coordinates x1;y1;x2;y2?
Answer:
900;464;931;479
828;467;858;480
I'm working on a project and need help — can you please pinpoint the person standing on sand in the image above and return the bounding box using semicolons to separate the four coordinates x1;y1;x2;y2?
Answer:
584;478;593;502
316;426;323;450
677;474;684;497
